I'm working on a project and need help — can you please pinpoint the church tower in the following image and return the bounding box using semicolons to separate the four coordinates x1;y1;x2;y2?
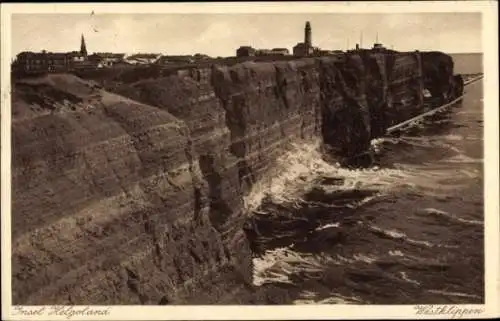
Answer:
305;21;312;48
80;34;88;57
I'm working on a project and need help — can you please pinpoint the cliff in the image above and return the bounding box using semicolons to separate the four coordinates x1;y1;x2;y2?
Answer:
11;50;462;304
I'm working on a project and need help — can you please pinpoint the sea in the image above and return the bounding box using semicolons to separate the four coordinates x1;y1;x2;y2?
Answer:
247;53;484;304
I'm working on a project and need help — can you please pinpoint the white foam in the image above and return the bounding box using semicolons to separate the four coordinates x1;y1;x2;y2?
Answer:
400;272;421;286
370;137;400;148
369;225;435;247
427;289;482;299
253;246;382;288
442;154;483;164
437;134;464;141
253;247;325;286
421;208;483;226
244;141;409;212
294;293;362;305
244;140;335;211
369;225;406;239
372;225;461;249
314;222;340;231
422;207;449;216
352;253;377;264
389;250;405;257
253;246;348;287
406;238;435;248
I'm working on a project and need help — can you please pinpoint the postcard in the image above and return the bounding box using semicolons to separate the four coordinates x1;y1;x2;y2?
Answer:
1;1;498;320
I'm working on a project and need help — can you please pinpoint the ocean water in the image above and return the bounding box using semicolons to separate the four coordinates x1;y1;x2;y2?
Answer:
247;62;484;304
450;53;483;75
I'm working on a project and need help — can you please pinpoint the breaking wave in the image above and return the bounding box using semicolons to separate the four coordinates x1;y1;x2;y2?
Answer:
419;208;483;226
442;154;483;164
367;225;458;248
243;140;411;212
243;140;332;211
246;80;483;304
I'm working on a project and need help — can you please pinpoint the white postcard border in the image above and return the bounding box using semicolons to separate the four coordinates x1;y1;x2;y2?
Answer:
1;2;498;320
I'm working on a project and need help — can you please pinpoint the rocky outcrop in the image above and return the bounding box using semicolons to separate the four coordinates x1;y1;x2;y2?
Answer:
318;55;371;162
11;50;460;304
421;51;464;105
316;50;424;164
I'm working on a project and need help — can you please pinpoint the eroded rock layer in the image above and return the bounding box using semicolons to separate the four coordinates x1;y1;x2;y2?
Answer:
11;51;461;304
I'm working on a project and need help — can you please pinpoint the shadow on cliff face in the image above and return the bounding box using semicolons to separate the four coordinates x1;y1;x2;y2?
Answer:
198;154;234;230
318;56;374;169
422;52;465;104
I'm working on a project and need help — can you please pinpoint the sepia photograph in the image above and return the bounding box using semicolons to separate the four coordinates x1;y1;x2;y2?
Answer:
1;2;498;320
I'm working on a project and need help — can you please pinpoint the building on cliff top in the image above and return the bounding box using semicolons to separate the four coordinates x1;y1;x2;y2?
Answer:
80;34;88;57
347;41;387;53
193;53;212;60
12;34;91;73
372;42;387;52
312;49;346;57
88;53;126;68
269;48;290;55
13;51;68;73
293;21;314;57
236;46;289;57
237;21;338;58
67;34;88;64
256;48;290;56
156;55;196;65
236;46;256;57
124;53;162;64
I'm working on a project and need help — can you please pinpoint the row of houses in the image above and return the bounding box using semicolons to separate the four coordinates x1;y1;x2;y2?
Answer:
12;29;389;75
236;22;346;58
236;45;344;58
13;50;87;73
12;51;213;73
12;34;214;74
90;52;211;66
236;22;387;59
236;46;290;57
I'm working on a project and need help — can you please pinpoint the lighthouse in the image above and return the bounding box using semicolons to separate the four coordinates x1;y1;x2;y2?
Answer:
305;21;312;50
293;21;314;57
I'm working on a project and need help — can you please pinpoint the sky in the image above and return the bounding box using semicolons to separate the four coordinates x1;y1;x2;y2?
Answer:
11;13;482;57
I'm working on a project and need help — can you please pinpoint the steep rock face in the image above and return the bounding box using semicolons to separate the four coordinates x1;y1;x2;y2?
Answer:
112;68;250;273
110;60;324;291
319;51;424;163
12;75;231;304
11;51;460;304
361;52;391;138
385;51;424;125
421;51;464;104
318;55;371;161
210;60;322;188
